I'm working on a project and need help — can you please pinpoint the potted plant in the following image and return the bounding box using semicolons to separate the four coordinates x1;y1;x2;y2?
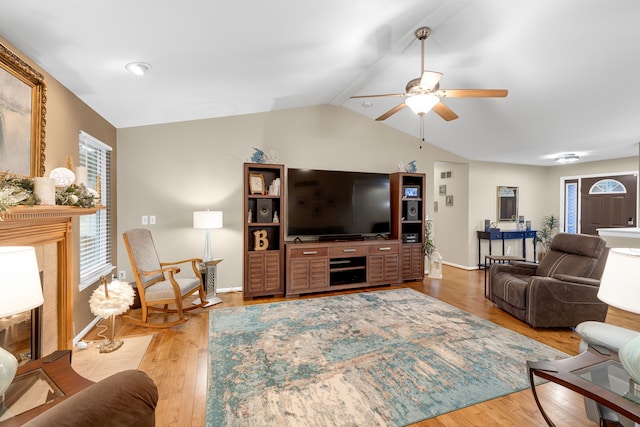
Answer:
535;214;559;261
423;220;436;274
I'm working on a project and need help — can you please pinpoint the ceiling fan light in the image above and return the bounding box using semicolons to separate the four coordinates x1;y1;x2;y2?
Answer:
405;94;439;114
125;62;151;76
419;71;443;90
555;153;580;164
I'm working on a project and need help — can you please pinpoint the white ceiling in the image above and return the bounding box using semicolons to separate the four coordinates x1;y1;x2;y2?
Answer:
1;0;639;166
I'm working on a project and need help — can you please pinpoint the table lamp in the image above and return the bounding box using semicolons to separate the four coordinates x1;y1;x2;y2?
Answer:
597;248;640;394
193;210;223;262
0;246;44;396
88;276;135;353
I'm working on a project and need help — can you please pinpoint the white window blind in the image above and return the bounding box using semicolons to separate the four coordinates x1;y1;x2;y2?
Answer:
79;130;113;290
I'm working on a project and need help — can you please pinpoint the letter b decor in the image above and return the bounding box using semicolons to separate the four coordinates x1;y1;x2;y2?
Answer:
253;229;269;251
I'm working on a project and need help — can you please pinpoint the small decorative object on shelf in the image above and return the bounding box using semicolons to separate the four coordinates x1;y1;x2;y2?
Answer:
273;211;279;223
249;173;265;195
49;167;76;188
0;173;36;218
253;229;269;250
33;177;56;205
250;148;279;164
269;178;281;196
403;185;420;198
397;160;418;173
247;209;253;223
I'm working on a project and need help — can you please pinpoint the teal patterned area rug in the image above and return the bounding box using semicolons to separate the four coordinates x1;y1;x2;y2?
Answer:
207;288;566;426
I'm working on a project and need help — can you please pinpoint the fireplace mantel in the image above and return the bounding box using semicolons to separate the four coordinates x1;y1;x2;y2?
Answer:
0;205;102;351
1;205;101;221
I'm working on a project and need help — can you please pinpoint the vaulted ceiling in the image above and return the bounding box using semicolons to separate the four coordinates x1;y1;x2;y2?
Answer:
1;1;639;166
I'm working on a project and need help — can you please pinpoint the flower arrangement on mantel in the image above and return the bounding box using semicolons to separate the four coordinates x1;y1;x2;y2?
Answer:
0;173;99;220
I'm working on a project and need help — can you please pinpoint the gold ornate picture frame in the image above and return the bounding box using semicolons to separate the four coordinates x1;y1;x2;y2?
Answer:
249;173;265;195
0;42;46;177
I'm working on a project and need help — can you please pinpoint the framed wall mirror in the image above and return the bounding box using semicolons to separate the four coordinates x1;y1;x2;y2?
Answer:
497;186;518;221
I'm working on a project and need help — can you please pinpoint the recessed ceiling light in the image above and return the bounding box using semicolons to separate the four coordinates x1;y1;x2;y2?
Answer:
125;62;151;76
361;101;373;108
555;153;580;164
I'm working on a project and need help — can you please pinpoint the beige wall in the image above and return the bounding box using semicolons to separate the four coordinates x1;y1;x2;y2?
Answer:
116;105;466;289
117;103;640;287
1;37;117;338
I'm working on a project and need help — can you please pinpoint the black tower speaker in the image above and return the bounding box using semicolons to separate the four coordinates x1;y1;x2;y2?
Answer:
257;199;273;222
407;200;419;221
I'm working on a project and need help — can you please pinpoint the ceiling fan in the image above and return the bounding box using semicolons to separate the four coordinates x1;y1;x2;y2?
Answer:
351;27;508;144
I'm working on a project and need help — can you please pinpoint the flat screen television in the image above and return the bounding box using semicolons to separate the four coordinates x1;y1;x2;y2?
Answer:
287;168;390;239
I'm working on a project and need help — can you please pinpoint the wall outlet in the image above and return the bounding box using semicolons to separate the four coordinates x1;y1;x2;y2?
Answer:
149;215;156;225
141;215;148;225
118;270;126;280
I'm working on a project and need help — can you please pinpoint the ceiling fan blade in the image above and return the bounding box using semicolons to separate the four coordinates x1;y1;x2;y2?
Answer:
419;71;443;90
350;93;406;99
375;103;406;121
432;101;459;121
436;89;508;98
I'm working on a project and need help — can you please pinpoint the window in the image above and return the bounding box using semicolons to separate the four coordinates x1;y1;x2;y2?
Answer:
564;180;578;233
78;131;113;290
589;179;627;194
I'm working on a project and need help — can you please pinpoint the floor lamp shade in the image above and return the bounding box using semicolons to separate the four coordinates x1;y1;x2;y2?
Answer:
597;248;640;386
0;246;44;396
193;210;223;262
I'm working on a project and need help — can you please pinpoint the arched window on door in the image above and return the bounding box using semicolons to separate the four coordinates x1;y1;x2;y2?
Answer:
589;179;627;194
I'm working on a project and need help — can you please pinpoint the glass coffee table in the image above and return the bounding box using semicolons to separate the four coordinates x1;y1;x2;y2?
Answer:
0;350;93;426
528;344;640;426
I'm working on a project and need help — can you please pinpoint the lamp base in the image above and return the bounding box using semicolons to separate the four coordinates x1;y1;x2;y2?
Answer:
623;378;640;404
99;339;124;353
0;346;18;396
620;334;640;389
193;296;222;307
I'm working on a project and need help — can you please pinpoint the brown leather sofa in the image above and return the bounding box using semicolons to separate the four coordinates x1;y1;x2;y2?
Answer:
23;369;158;426
488;232;609;328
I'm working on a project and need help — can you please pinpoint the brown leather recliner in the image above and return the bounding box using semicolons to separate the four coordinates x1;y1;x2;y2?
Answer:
488;233;610;328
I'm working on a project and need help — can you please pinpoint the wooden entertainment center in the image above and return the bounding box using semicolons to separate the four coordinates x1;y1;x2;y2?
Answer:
243;163;426;299
285;239;402;297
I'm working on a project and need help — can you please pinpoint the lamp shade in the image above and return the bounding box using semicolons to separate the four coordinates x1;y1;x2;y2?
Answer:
597;248;640;314
404;94;440;115
0;246;44;318
193;210;223;229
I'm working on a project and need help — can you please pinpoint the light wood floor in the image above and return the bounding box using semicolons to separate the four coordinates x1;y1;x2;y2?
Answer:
96;265;640;426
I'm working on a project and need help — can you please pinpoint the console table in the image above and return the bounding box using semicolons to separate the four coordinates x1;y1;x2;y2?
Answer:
0;350;93;426
477;230;537;268
527;345;640;426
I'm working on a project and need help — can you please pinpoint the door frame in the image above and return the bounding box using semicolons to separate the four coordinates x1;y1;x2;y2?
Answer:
559;171;639;234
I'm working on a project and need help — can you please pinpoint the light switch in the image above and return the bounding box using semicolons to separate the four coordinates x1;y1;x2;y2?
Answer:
150;215;156;225
142;215;148;225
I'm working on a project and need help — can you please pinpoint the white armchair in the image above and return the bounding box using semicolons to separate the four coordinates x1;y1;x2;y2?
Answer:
576;321;640;427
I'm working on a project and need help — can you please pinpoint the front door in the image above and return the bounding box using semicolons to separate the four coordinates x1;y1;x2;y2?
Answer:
581;174;637;235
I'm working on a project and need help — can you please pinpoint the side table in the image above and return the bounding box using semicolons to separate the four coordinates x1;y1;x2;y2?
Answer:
0;350;93;426
483;255;524;298
194;258;223;307
527;345;640;426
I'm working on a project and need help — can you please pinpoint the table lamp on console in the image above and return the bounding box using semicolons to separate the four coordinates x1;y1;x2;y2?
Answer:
597;248;640;398
0;246;44;397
